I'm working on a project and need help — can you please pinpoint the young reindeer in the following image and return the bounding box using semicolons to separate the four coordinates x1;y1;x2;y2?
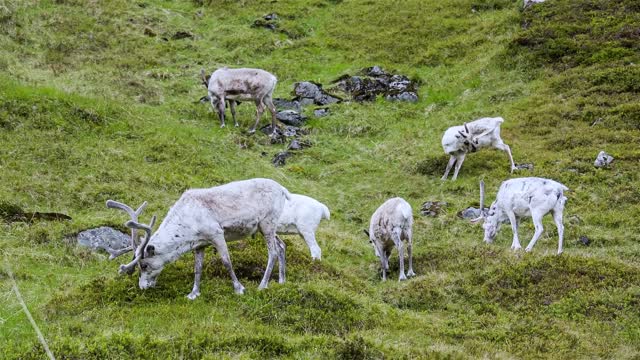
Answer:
441;117;516;180
276;194;330;260
471;178;568;254
200;68;278;134
109;178;291;299
364;197;415;281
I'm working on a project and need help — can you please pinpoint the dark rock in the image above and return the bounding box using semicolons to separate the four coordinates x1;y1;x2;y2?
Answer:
293;81;323;99
276;110;307;127
331;66;420;103
252;13;279;31
288;138;312;151
293;81;342;106
263;13;278;21
420;201;447;217
578;235;590;246
171;31;194;40
77;227;131;257
458;207;483;220
273;98;302;112
385;92;419;102
314;108;330;117
143;27;156;37
515;163;534;171
362;65;387;77
594;151;614;168
272;151;291;167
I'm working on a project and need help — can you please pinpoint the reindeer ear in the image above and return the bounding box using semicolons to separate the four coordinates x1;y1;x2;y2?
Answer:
145;245;155;257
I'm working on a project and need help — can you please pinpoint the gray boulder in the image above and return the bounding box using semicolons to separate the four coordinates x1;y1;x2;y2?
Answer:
77;227;130;257
276;110;307;127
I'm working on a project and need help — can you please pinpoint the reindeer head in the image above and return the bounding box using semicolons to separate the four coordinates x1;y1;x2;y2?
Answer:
106;200;159;289
199;69;211;89
363;229;381;257
455;123;479;152
469;181;500;243
121;216;162;289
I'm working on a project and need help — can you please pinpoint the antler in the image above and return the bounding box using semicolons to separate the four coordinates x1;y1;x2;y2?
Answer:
464;122;469;134
470;180;485;223
200;69;209;88
106;199;148;252
119;215;157;275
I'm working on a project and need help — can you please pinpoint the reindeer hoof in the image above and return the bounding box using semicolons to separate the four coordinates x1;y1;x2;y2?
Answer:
220;124;226;128
234;123;239;127
186;292;200;300
247;129;256;135
407;270;416;277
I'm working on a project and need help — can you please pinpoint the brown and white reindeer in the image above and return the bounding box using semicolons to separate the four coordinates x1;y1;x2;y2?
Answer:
108;178;291;300
200;68;278;134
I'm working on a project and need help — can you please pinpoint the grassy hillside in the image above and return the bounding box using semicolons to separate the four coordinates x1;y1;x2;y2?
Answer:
1;0;639;358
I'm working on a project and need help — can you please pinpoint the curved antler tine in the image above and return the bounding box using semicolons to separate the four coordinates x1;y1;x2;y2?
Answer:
125;216;156;258
106;200;136;218
109;246;134;260
119;254;141;275
134;201;148;216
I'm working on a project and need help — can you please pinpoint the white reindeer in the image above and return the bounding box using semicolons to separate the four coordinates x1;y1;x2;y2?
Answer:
276;194;330;260
201;68;278;134
364;197;415;281
441;117;516;180
109;178;291;299
471;177;568;254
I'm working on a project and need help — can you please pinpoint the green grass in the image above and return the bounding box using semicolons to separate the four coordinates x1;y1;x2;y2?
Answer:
2;0;640;358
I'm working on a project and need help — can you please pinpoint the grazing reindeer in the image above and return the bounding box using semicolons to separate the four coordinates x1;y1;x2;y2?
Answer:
200;68;278;134
109;178;291;299
364;197;415;281
441;117;516;180
471;178;568;254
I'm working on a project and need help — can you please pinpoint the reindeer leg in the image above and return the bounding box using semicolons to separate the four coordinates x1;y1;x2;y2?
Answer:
275;235;286;284
212;232;245;294
495;142;516;173
301;231;322;260
451;153;466;181
249;99;265;134
264;94;278;136
442;155;456;180
393;229;407;281
525;210;545;252
552;208;564;255
217;96;227;128
507;211;521;250
229;100;239;127
187;247;205;300
406;228;415;277
258;220;279;289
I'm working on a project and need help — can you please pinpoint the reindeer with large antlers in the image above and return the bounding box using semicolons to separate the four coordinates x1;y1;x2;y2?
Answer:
107;178;291;299
441;117;517;180
471;178;568;254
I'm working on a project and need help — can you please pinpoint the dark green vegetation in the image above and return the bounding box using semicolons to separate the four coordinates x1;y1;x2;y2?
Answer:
2;0;639;358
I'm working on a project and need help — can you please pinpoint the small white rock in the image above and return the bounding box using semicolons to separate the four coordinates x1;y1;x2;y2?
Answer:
594;151;614;168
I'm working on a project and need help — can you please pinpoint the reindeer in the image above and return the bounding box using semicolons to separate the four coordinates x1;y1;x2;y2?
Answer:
471;178;568;255
441;117;516;180
200;68;278;134
364;197;415;281
276;194;330;260
107;178;291;299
